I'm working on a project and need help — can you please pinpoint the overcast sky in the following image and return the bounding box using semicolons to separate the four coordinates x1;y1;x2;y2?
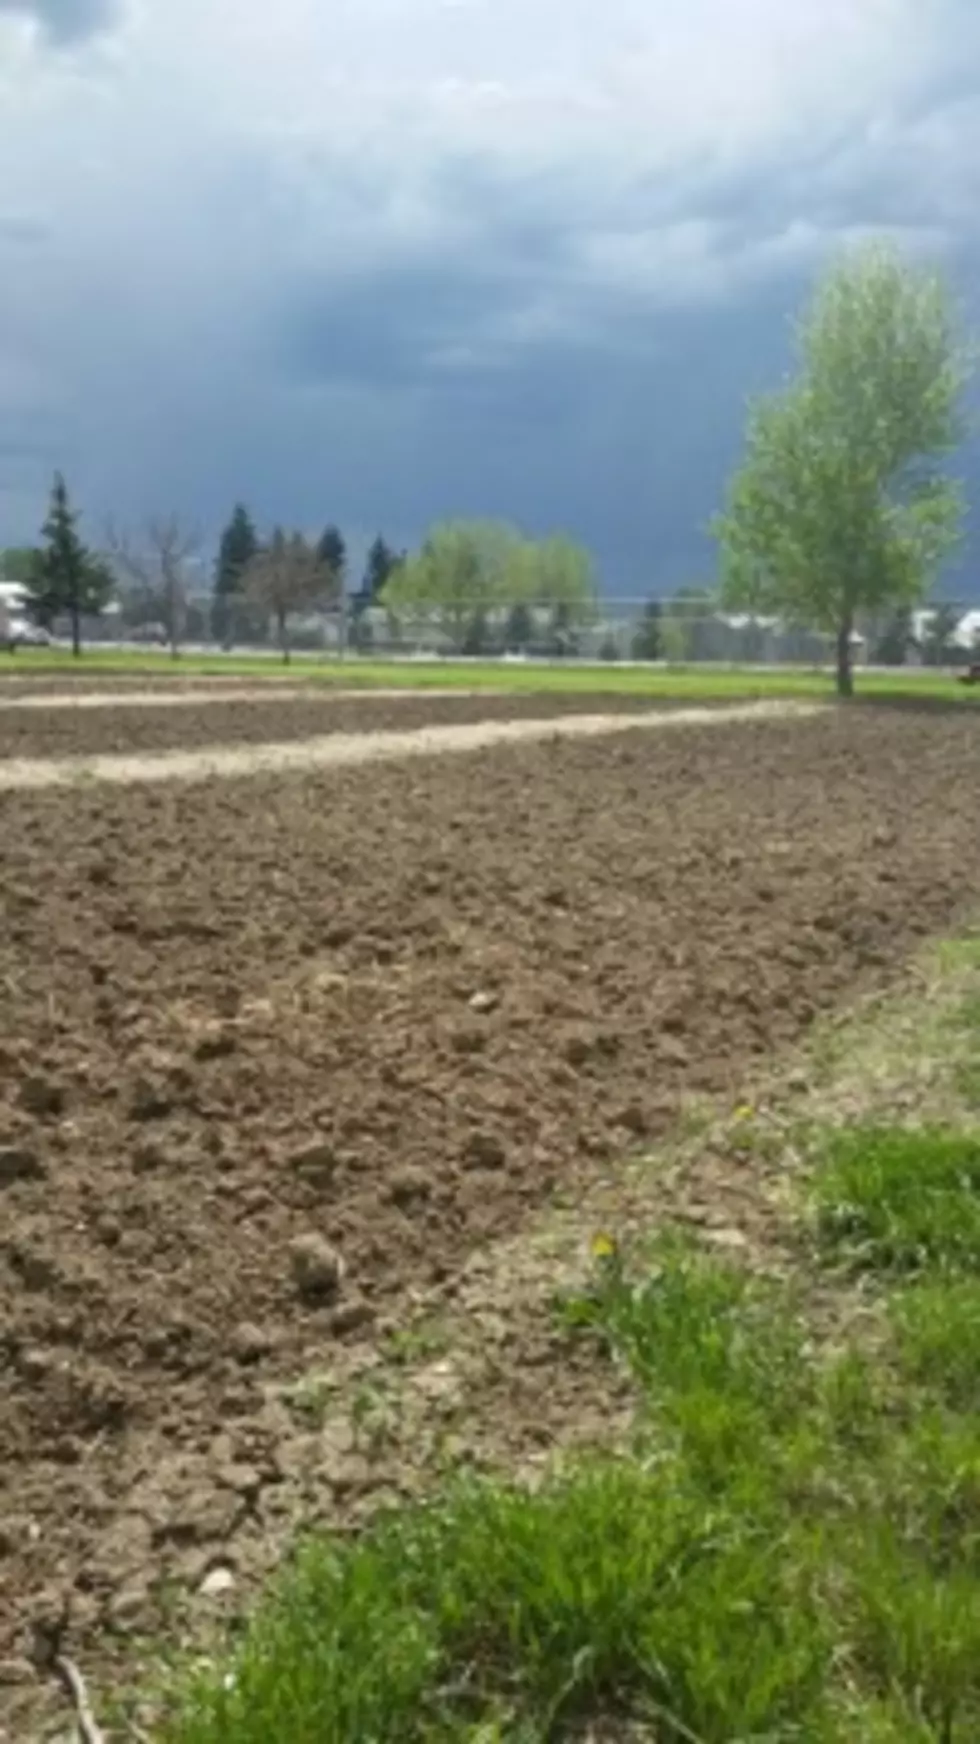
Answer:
1;0;979;591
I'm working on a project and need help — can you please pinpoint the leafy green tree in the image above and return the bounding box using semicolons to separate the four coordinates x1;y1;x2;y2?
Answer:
714;243;970;697
383;521;520;651
631;599;662;661
25;473;112;655
213;503;260;643
243;529;332;662
509;533;598;627
383;521;596;653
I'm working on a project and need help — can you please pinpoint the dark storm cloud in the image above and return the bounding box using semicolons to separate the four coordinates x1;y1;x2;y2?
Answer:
0;0;120;41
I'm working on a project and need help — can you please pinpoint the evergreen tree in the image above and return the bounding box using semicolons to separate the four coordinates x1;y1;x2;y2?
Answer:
27;473;111;655
349;535;402;646
212;503;259;643
316;524;347;585
362;535;399;603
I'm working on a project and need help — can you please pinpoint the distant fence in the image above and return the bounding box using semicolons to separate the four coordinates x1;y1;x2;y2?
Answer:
64;597;979;669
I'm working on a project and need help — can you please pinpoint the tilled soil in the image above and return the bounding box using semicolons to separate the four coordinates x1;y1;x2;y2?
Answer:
3;707;980;1733
0;690;696;760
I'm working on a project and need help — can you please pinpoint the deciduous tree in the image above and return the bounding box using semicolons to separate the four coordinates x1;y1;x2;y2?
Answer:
243;530;332;662
714;243;970;697
107;515;200;657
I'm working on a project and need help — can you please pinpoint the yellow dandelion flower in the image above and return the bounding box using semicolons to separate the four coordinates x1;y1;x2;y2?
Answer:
591;1231;618;1261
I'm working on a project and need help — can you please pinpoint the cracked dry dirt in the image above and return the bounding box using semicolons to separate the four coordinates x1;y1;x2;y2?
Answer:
3;701;980;1736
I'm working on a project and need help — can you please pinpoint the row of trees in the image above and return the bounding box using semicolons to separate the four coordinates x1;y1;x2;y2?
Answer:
4;245;973;683
379;522;597;655
5;491;599;663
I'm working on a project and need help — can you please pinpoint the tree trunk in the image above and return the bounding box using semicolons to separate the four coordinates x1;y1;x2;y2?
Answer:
71;602;81;658
279;609;290;664
835;617;854;699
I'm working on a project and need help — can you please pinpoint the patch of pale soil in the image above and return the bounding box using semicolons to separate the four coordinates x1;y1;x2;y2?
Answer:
0;686;488;710
0;698;823;789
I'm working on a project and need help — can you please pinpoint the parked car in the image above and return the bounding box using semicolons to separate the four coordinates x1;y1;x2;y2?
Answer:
130;622;168;646
5;617;52;650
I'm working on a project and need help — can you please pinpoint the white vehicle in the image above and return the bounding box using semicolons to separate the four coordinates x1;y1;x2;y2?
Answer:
5;615;52;650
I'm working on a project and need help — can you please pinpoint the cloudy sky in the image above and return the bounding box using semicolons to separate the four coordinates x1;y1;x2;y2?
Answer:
1;0;979;592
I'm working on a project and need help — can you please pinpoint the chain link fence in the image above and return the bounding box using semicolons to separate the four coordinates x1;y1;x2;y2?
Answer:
75;594;980;669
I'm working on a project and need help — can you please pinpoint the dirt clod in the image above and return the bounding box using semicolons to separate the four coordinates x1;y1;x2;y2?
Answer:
0;1146;45;1187
463;1131;508;1170
288;1234;345;1301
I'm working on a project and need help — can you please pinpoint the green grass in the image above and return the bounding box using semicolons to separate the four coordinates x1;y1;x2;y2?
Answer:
891;1280;980;1408
2;644;980;703
162;1202;980;1743
812;1127;980;1275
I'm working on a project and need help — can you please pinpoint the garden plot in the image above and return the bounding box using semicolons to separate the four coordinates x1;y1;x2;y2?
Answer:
2;706;980;1731
0;686;718;763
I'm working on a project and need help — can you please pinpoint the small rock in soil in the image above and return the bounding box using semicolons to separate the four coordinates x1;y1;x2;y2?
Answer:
468;989;499;1014
131;1140;167;1174
289;1233;345;1302
128;1076;174;1122
659;1035;690;1067
463;1131;507;1170
194;1026;238;1061
329;1298;376;1337
615;1101;649;1137
0;1146;45;1187
199;1566;236;1599
230;1322;276;1365
289;1140;339;1188
18;1075;66;1119
385;1166;432;1208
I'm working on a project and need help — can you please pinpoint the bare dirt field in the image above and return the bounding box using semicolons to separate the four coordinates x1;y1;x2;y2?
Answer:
0;688;729;762
3;706;980;1732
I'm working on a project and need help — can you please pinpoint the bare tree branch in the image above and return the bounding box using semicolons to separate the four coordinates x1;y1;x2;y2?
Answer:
104;515;200;656
243;530;334;662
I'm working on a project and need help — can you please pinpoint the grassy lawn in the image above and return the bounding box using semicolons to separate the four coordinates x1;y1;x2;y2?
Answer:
157;951;980;1741
1;645;979;704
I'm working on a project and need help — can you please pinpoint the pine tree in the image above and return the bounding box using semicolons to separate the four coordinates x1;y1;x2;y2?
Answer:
363;535;399;603
316;525;347;584
28;473;111;655
212;503;259;643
